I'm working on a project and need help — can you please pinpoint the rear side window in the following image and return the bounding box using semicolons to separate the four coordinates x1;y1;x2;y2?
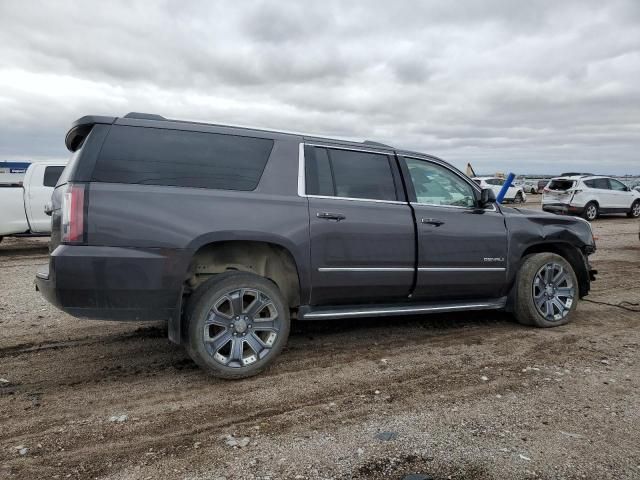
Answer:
305;146;397;201
587;178;609;189
548;180;575;191
43;166;65;187
93;126;274;190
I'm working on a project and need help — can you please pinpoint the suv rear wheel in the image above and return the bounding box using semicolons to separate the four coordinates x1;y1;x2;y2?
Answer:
514;253;578;328
583;202;598;221
185;272;290;379
628;200;640;218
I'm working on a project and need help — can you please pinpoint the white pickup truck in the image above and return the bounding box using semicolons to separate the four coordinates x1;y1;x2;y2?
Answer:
0;161;66;241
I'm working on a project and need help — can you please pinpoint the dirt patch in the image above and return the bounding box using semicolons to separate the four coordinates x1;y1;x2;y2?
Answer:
1;213;639;480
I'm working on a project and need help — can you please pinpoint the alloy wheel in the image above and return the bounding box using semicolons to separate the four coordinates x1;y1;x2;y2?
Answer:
532;262;575;321
632;202;640;217
202;288;280;367
586;204;597;221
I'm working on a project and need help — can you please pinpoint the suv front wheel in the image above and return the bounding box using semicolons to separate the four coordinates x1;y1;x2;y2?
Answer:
185;272;290;379
514;253;578;327
628;200;640;218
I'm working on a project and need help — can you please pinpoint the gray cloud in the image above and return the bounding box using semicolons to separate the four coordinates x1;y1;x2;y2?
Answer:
0;0;638;174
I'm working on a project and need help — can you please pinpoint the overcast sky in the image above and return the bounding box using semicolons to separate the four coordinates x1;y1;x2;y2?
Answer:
1;1;639;175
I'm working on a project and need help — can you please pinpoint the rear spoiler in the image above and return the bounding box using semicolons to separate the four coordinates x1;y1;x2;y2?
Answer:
64;113;168;152
65;115;115;152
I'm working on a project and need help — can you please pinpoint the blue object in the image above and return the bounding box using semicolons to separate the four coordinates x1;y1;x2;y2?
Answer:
496;172;515;204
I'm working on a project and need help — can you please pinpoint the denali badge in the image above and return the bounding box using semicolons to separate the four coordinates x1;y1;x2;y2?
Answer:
483;257;505;262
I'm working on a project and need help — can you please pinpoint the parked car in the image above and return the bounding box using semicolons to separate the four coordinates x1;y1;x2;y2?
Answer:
0;161;66;242
542;175;640;221
36;113;597;379
472;177;526;203
521;181;539;194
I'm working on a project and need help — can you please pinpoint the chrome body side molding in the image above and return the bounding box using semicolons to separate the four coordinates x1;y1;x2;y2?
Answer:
298;297;507;320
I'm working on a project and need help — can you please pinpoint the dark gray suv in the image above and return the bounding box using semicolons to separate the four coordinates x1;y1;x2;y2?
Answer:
36;113;597;378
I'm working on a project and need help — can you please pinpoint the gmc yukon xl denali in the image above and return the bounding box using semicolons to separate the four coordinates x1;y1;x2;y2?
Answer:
36;113;597;378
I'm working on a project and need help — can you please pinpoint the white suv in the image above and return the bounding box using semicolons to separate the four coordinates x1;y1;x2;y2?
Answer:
473;177;526;203
542;175;640;221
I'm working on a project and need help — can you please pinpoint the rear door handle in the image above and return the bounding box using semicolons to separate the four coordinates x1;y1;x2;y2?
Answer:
317;212;346;221
421;218;444;227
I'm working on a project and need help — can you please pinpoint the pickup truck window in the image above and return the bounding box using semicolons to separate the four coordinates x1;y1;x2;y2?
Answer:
43;166;65;187
305;146;397;201
405;158;475;208
94;126;274;191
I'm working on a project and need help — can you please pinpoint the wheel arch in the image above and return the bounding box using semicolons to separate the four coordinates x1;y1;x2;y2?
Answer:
519;242;590;298
184;239;302;309
168;234;306;345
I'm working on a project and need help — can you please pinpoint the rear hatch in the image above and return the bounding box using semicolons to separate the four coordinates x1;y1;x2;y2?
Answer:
544;178;576;202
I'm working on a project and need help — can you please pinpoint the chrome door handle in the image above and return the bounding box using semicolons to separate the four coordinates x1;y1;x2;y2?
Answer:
421;218;444;226
317;212;346;221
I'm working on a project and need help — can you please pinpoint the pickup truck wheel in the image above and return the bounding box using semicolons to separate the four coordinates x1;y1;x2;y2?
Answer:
583;202;598;221
514;253;578;328
628;200;640;218
185;272;290;379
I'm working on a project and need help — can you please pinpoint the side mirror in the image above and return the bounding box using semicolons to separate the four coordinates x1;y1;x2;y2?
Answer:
479;188;496;207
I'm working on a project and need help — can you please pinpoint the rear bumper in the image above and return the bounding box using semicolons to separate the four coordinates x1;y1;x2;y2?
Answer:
35;245;186;322
542;203;585;215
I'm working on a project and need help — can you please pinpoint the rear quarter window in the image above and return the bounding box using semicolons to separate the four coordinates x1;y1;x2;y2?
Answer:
93;126;274;191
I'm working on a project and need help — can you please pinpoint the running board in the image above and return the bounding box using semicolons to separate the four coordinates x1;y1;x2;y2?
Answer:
297;298;507;320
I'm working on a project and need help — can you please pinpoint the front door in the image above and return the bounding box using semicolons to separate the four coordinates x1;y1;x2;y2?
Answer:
608;178;632;210
399;156;508;300
304;145;415;305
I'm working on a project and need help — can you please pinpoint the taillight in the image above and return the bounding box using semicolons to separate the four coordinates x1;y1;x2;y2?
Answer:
543;187;550;193
61;183;86;243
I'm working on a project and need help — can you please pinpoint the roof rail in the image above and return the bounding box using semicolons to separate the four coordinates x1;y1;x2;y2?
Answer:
362;140;394;149
123;112;167;121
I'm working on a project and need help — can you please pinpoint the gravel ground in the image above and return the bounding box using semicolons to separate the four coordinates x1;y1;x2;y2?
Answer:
1;198;639;480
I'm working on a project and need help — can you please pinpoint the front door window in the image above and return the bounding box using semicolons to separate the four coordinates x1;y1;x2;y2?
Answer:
405;158;475;208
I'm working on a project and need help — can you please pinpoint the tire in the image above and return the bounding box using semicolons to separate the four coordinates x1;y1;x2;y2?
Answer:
514;192;524;204
627;200;640;218
514;253;578;328
583;202;598;221
185;272;290;379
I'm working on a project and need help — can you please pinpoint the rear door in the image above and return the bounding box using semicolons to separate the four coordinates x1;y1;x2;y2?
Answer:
398;155;508;300
26;165;64;232
303;144;415;305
